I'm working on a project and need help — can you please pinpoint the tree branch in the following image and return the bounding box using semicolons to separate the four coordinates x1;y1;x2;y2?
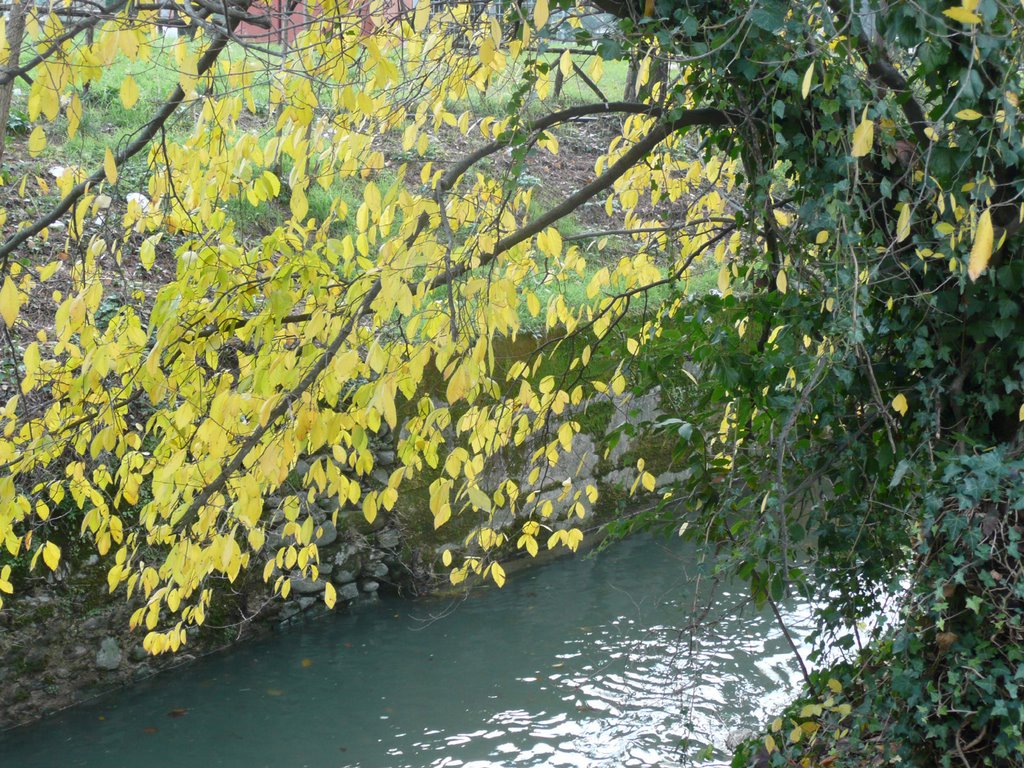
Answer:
0;21;234;268
0;0;129;88
173;107;738;533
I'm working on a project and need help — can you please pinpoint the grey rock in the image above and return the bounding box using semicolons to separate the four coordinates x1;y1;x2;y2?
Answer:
128;645;149;663
316;496;339;512
297;596;317;611
524;433;599;493
331;569;357;585
95;637;122;671
317;561;334;576
725;728;758;751
294;459;311;477
132;663;154;680
337;582;361;602
376;450;396;466
371;467;390;486
362;561;389;580
376;528;400;549
333;543;360;565
601;467;633;490
359;580;380;593
267;525;288;549
280;603;302;622
655;470;692;488
312;520;337;548
289;577;325;595
605;388;663;465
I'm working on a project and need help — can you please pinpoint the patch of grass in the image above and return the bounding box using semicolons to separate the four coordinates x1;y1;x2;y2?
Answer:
224;195;288;236
454;54;632;116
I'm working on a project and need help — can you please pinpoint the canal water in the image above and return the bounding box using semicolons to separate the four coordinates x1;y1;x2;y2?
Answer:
0;536;815;767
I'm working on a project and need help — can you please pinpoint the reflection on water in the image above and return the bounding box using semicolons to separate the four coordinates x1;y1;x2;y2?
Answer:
0;536;816;767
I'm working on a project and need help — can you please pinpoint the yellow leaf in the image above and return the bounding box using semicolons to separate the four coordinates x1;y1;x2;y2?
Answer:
0;277;20;327
413;0;429;32
815;230;830;245
776;270;788;293
717;265;730;293
28;126;46;157
827;678;843;694
104;148;118;185
892;393;909;416
533;0;549;29
896;204;911;242
764;734;777;753
140;236;157;270
291;184;309;221
967;208;993;281
559;50;572;77
955;109;983;120
42;541;61;571
120;76;140;109
491;562;505;588
943;6;982;23
526;292;540;317
1018;402;1024;422
801;62;814;99
66;93;82;140
479;37;495;67
324;581;337;609
851;113;874;157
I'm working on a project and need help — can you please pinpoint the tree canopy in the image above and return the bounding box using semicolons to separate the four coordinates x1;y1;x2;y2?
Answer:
0;0;1022;763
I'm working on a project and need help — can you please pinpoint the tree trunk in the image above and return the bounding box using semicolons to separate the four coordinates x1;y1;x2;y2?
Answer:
0;0;28;168
624;55;638;100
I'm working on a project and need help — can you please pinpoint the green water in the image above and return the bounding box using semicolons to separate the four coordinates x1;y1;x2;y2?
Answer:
0;536;815;767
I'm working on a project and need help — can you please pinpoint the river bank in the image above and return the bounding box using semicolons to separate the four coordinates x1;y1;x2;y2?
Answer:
0;383;685;729
0;535;816;767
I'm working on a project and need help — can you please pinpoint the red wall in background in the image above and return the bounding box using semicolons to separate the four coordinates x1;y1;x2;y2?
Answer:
234;0;414;42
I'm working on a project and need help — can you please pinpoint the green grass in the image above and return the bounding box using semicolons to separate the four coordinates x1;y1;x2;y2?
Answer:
453;54;631;117
9;31;710;326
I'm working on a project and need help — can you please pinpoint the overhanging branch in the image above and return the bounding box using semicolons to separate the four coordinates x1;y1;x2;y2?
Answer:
173;106;738;533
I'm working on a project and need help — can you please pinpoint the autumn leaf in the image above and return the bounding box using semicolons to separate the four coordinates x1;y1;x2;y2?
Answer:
533;0;549;29
852;112;874;157
896;204;911;242
28;126;46;157
892;393;909;416
0;277;21;327
967;208;994;281
42;541;61;571
104;148;118;185
801;62;814;99
120;76;140;108
943;5;981;23
491;562;506;588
